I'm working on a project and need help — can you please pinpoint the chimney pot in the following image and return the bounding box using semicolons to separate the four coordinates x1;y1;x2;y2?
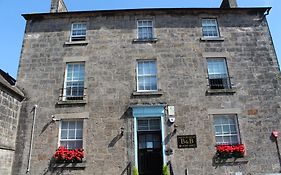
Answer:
220;0;238;8
50;0;68;13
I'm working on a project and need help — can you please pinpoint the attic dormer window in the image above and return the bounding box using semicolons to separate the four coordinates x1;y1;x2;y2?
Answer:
70;23;87;42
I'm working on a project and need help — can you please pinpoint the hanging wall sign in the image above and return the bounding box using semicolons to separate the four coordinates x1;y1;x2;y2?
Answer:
177;135;197;148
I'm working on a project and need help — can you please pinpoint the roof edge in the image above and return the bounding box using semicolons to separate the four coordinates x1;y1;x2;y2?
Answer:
22;7;271;20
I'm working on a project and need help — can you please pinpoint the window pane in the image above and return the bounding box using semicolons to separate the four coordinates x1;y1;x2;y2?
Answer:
230;136;239;144
61;121;68;129
138;77;145;90
222;125;230;134
61;130;67;139
60;141;67;148
150;119;160;130
77;121;83;129
223;136;231;144
69;121;76;129
76;129;83;139
151;76;157;90
230;125;237;134
67;141;76;149
75;141;83;149
69;130;75;139
215;136;223;144
215;126;222;134
138;120;149;131
207;59;227;76
138;62;144;75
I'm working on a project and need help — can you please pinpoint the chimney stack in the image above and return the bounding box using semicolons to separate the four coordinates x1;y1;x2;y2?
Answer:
50;0;68;13
220;0;238;8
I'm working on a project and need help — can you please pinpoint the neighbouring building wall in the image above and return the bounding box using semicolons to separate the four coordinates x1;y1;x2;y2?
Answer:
0;87;23;175
14;8;281;175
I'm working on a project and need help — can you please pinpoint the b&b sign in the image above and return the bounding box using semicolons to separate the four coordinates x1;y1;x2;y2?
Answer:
177;135;197;149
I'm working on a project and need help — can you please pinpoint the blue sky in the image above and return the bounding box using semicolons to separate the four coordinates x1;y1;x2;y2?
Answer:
0;0;280;78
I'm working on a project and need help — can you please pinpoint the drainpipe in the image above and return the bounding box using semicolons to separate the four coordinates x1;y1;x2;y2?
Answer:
26;105;38;173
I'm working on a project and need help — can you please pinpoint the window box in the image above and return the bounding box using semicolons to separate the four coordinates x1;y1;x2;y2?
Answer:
213;144;248;166
216;144;245;159
51;146;86;168
53;146;85;163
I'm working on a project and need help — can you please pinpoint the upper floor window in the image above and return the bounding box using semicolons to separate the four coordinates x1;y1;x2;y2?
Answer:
60;120;83;149
137;60;157;92
207;58;231;89
70;23;87;42
202;19;219;37
137;20;154;40
63;62;85;101
213;115;240;145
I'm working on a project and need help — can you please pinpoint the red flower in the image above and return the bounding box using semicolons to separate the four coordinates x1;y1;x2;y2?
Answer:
53;146;85;163
216;144;245;158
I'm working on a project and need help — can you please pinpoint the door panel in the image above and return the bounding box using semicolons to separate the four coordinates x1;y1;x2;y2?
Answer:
138;131;163;175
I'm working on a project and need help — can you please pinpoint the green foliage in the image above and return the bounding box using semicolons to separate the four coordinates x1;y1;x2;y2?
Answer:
163;165;170;175
133;166;139;175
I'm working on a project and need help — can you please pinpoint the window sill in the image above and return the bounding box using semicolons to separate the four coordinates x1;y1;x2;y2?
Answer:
52;161;86;168
57;100;87;105
132;91;163;96
200;37;224;41
64;41;88;46
132;38;158;43
206;88;236;95
213;156;248;166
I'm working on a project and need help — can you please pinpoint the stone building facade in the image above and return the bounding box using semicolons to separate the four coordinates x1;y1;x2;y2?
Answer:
13;0;281;174
0;70;24;175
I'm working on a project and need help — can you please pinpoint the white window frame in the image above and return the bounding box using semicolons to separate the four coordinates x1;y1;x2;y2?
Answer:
70;22;87;42
202;18;220;38
137;20;154;40
59;120;84;149
137;118;161;131
63;62;85;101
207;58;231;89
213;114;240;145
136;60;157;92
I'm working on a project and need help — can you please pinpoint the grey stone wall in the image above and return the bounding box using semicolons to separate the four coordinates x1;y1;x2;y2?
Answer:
0;88;22;175
15;9;281;175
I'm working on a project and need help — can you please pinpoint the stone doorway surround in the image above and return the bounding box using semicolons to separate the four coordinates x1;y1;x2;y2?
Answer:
131;105;166;168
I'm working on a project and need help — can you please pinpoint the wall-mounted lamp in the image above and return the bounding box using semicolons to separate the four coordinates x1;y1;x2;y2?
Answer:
120;127;125;136
272;131;279;138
